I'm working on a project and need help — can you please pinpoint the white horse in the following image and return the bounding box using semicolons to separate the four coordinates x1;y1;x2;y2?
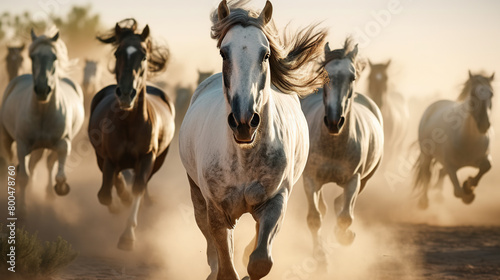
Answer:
413;71;494;208
179;1;327;279
0;29;84;215
300;39;384;270
367;60;409;163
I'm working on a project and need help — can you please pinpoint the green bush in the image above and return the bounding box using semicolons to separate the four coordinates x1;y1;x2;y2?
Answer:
0;224;78;279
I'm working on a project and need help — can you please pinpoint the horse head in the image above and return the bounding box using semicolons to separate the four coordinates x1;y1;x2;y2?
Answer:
322;39;359;135
367;59;390;107
29;29;59;103
467;71;494;134
217;0;273;144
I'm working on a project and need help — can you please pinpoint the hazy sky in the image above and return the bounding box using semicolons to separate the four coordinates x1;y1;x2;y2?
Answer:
2;0;500;98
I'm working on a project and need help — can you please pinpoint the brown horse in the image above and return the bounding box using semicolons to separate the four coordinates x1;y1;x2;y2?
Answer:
88;18;175;250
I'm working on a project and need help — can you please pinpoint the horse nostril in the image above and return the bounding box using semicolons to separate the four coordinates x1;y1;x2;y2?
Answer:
131;89;137;99
338;116;345;130
324;116;329;127
228;113;238;129
250;113;260;128
115;87;122;97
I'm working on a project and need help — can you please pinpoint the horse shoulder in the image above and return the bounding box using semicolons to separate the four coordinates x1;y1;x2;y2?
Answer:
146;85;175;116
190;73;222;105
354;92;383;125
2;74;32;103
61;77;84;100
90;85;116;115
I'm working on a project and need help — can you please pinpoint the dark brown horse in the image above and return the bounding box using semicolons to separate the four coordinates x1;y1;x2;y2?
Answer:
88;19;175;250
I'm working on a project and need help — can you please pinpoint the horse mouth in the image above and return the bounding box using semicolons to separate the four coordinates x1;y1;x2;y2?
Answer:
233;134;256;145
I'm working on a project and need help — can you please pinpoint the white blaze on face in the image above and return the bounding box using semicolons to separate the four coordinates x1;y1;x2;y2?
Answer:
126;46;137;59
220;25;271;107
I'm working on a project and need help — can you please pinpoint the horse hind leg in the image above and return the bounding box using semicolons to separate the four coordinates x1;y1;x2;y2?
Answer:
335;174;360;246
304;176;328;271
433;168;447;203
462;156;491;204
188;175;218;280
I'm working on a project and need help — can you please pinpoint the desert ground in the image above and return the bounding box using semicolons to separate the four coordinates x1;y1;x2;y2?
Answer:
0;118;498;280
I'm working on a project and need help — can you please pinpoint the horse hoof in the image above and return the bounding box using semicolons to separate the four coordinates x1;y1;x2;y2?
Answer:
54;183;70;196
98;190;112;206
117;236;135;251
462;192;475;205
463;177;475;194
336;228;355;246
248;251;273;279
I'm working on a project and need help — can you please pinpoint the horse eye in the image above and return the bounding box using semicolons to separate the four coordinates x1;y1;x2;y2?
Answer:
264;53;270;61
220;50;227;60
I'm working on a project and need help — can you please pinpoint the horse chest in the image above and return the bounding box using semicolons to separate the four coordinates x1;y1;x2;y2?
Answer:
203;145;288;208
24;110;67;148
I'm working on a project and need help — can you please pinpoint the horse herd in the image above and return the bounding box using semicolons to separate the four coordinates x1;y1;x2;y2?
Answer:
0;1;494;279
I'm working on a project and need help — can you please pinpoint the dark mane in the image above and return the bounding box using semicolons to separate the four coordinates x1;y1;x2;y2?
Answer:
210;0;328;96
96;18;169;75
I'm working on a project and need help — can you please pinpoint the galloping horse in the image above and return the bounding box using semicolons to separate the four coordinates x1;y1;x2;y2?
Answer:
89;19;175;250
179;1;327;279
413;71;494;208
367;60;409;163
6;45;25;81
300;38;384;270
82;59;100;113
0;29;84;215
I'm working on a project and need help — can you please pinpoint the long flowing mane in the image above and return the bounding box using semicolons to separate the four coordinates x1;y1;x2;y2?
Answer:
29;26;73;77
321;37;365;77
210;0;327;96
458;73;493;101
96;18;169;75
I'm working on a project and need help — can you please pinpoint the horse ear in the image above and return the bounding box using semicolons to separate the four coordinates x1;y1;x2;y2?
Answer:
218;0;230;21
30;28;37;41
490;72;495;81
368;59;373;67
51;32;59;42
324;42;331;56
347;44;358;60
115;23;122;37
259;0;273;25
141;25;150;41
385;59;391;67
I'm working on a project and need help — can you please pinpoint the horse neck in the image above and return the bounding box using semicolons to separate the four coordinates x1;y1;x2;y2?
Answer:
368;80;386;106
458;97;483;138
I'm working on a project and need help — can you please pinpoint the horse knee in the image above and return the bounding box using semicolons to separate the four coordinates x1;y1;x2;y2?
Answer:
307;211;322;231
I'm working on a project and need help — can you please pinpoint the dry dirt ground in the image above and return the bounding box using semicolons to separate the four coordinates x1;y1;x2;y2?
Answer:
1;123;500;280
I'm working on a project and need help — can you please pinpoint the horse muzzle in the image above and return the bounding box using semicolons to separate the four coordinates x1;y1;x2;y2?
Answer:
324;115;345;135
115;87;136;110
228;112;260;144
34;85;52;102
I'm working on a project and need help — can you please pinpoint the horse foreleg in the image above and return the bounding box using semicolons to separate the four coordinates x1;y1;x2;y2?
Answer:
304;176;327;271
115;171;132;207
247;191;288;280
97;159;115;206
117;153;154;251
16;141;30;218
0;126;14;180
335;173;360;246
207;202;239;280
188;175;218;280
445;166;467;200
54;138;70;196
462;156;491;203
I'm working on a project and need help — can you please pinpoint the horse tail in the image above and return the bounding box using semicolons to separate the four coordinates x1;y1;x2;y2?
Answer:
412;151;435;195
